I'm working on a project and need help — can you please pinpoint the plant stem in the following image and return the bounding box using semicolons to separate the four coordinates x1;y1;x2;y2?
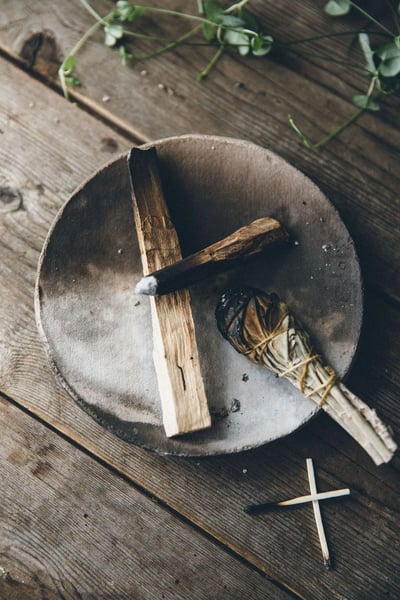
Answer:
384;0;400;33
289;107;365;150
224;0;250;14
197;44;225;80
281;45;368;72
349;0;395;36
313;107;365;148
137;5;222;27
58;17;104;99
282;30;388;46
131;24;203;61
79;0;108;25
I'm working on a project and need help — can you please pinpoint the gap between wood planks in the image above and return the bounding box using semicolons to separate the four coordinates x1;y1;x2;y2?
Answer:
0;390;304;600
0;44;148;146
0;32;379;172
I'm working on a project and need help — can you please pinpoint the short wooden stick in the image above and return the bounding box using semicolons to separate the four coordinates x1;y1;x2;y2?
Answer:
128;146;211;437
135;217;288;295
306;458;331;569
244;488;350;513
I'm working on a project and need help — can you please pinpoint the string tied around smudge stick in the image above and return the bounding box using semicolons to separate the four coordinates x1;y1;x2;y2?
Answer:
215;287;397;465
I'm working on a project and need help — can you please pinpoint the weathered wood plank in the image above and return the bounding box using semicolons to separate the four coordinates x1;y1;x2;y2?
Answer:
1;1;399;300
0;396;292;600
0;57;399;599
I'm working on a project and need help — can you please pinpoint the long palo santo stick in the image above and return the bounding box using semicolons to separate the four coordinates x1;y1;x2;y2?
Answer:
128;147;211;437
135;217;288;295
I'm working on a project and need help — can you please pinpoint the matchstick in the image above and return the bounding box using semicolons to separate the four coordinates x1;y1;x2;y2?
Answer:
243;488;350;514
306;458;331;569
135;217;289;295
128;146;211;437
244;459;351;569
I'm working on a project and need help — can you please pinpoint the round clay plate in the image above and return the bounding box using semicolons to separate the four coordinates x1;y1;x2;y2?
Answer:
35;135;363;456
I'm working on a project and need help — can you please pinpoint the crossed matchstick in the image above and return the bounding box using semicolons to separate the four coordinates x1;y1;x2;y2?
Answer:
244;458;350;568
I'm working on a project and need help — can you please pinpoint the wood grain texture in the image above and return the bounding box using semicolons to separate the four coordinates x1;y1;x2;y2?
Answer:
0;396;290;600
128;146;211;436
0;0;399;300
0;56;399;599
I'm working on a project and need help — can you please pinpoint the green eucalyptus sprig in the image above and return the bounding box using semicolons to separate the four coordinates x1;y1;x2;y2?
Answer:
58;0;274;97
59;0;400;148
289;0;400;148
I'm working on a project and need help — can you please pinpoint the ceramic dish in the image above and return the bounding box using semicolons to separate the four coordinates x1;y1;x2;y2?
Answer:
35;135;363;455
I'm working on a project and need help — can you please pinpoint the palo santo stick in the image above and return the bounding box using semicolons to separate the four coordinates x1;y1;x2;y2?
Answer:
306;458;331;569
127;147;211;437
243;488;350;514
135;217;288;295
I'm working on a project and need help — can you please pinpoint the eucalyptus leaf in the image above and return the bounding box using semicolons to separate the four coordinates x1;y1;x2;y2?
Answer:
104;24;124;47
202;22;216;42
65;75;81;87
251;34;273;57
225;29;250;55
203;0;224;23
220;14;245;27
324;0;351;16
358;33;375;73
379;57;400;77
376;42;400;77
115;1;143;21
352;94;380;111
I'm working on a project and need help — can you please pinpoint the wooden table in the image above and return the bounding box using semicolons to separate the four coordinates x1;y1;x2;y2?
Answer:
1;2;399;598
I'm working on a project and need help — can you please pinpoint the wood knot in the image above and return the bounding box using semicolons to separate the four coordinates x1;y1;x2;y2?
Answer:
19;30;61;79
100;137;119;153
0;187;23;212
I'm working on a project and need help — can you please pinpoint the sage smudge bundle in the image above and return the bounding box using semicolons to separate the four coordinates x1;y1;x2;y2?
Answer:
215;288;397;465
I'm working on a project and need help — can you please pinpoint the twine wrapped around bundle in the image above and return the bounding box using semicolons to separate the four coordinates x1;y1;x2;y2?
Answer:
215;288;397;465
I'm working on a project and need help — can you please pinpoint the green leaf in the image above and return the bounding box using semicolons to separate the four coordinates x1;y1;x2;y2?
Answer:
118;45;134;65
395;36;400;49
224;29;250;55
358;33;375;73
114;2;145;21
324;0;351;16
65;75;81;87
352;94;380;111
203;1;244;27
104;24;124;47
376;42;400;77
62;55;76;73
202;22;216;42
203;0;224;23
219;14;245;28
379;57;400;76
251;34;273;57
